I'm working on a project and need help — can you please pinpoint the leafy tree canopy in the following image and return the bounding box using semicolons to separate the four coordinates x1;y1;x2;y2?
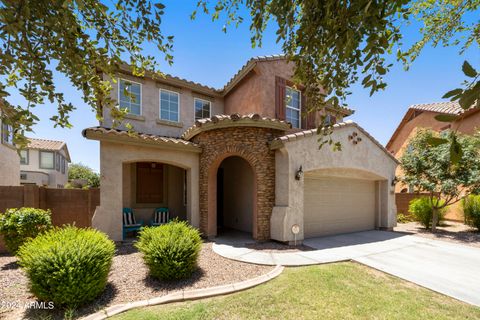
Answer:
195;0;479;113
0;0;478;146
67;162;100;188
400;129;480;231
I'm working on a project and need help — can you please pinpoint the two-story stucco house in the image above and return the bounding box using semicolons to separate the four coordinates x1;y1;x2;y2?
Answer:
83;55;398;243
0;114;20;186
19;138;71;188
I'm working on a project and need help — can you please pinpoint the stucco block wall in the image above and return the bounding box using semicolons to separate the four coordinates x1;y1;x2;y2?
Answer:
94;141;199;241
102;74;224;137
192;126;285;240
271;124;398;242
0;144;19;186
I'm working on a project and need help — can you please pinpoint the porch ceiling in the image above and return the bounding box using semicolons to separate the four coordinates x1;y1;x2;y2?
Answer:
82;126;202;153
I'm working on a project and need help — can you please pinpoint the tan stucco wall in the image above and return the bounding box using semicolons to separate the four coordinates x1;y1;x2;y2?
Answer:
0;143;20;186
20;149;69;188
271;124;398;242
102;74;224;137
220;156;254;233
451;110;480;135
94;141;199;241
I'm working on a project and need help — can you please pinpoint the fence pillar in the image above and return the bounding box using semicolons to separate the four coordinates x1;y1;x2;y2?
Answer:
23;185;39;208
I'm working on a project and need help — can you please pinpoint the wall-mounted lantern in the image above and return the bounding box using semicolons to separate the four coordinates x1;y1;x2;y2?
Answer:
391;176;398;187
295;165;303;181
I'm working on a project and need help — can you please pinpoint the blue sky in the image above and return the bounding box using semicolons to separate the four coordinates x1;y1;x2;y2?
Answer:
23;2;478;172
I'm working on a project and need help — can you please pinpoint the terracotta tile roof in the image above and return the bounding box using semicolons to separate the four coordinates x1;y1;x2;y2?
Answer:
27;138;65;151
409;102;463;115
26;138;71;162
271;120;399;163
181;113;291;140
82;127;201;152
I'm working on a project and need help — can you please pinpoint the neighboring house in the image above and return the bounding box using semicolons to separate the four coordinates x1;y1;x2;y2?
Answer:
19;138;71;188
0;114;20;186
83;55;398;242
386;102;480;220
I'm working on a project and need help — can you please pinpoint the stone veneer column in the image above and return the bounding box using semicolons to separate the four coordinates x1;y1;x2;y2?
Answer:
192;127;284;241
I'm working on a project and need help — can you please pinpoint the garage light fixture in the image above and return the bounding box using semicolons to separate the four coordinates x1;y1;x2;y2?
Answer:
391;176;398;187
295;166;303;180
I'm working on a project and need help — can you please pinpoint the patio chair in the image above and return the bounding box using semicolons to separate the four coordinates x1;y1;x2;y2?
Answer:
122;207;143;240
151;207;170;226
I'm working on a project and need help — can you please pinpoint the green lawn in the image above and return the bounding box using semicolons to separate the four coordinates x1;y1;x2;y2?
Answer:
113;262;480;320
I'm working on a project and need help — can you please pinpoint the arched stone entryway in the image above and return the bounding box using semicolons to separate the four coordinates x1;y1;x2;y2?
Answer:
185;115;290;240
213;155;256;236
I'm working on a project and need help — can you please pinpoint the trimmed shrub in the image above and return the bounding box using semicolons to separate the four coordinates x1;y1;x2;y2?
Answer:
17;226;115;307
463;195;480;231
397;213;415;223
0;207;52;254
408;197;446;229
136;220;202;280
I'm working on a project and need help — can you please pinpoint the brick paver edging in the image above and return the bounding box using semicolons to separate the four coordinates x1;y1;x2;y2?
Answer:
81;265;284;320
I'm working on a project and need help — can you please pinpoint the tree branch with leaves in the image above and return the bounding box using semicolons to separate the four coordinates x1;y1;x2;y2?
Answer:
400;129;480;232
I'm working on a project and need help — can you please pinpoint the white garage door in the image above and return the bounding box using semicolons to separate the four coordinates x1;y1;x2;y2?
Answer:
304;176;376;238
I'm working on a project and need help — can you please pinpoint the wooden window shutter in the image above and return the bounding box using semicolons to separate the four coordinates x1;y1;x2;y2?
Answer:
301;93;316;129
275;76;286;120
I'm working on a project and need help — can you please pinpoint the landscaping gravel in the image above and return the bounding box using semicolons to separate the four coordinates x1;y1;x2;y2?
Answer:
394;221;480;248
0;242;273;320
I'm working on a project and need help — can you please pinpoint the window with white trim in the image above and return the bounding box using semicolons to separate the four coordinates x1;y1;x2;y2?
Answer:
194;98;211;120
20;150;28;165
61;156;66;174
56;153;60;171
39;151;55;169
285;87;301;128
1;122;14;145
119;79;141;115
159;89;179;122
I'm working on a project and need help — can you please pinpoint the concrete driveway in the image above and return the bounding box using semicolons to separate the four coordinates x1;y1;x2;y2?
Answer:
213;230;480;306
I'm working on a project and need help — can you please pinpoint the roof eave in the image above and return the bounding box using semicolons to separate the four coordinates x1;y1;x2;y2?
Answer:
83;129;202;153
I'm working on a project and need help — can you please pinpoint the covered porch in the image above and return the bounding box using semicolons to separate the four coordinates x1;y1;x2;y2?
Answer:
82;127;201;241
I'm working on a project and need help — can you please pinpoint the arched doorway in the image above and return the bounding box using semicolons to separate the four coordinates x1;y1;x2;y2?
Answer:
216;156;255;236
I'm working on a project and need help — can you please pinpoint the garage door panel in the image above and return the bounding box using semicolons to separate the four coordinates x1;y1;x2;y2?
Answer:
304;176;375;238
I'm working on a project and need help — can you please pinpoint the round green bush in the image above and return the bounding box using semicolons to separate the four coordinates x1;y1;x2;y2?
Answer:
0;207;52;255
463;195;480;231
135;221;202;280
409;197;446;229
17;226;115;307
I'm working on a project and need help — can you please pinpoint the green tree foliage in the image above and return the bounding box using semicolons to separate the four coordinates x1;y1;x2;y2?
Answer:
400;129;480;232
0;0;172;146
0;0;478;147
67;163;100;188
196;0;479;112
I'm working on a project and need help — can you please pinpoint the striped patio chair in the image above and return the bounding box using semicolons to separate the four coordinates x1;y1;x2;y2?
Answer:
122;208;143;240
151;207;170;226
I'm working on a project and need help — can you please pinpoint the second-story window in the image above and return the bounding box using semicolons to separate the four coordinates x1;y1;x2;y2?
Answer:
119;79;141;115
1;122;14;145
20;150;29;165
285;87;301;128
61;156;66;174
194;98;211;120
40;151;55;169
56;153;60;171
159;89;179;122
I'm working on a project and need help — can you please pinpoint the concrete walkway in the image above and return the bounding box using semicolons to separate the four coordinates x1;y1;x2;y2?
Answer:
213;230;480;306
